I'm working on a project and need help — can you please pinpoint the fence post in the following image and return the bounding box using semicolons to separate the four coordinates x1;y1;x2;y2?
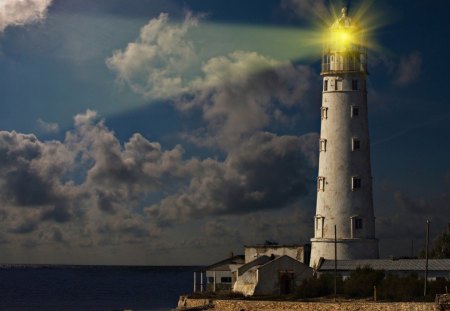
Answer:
373;285;377;302
193;272;197;293
200;271;203;293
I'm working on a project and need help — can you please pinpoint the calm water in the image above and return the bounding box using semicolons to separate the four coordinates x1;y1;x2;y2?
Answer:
0;265;199;311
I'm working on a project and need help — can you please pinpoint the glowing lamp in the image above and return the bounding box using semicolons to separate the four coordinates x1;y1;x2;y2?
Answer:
321;7;367;74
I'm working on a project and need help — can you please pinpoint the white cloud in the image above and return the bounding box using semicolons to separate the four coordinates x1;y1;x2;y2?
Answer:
106;13;198;98
184;51;316;149
107;14;318;149
37;118;59;134
0;0;53;32
106;13;316;104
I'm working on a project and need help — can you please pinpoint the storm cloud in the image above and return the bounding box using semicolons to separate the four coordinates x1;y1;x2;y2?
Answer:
147;131;318;224
0;109;318;250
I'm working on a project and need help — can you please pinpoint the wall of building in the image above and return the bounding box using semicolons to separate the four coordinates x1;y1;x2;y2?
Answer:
244;246;306;263
178;298;435;311
254;257;313;296
310;238;379;268
205;270;232;291
318;270;450;280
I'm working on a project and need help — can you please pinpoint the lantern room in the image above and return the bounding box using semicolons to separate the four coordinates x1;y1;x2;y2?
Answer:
321;7;367;74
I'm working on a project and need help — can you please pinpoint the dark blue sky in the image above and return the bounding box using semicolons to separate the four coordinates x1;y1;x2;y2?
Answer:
0;0;448;265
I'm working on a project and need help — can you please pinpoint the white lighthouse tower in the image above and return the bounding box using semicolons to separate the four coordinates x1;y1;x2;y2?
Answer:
310;7;379;268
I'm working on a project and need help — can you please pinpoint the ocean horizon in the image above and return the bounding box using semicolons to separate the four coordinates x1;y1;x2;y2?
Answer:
0;264;199;311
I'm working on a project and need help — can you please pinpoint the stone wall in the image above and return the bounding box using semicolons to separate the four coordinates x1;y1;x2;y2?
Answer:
179;298;436;311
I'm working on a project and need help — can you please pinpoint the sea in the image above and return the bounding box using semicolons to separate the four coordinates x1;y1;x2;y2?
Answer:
0;265;199;311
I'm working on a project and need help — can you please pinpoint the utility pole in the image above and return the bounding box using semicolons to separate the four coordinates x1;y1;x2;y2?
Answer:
424;220;430;296
334;224;337;297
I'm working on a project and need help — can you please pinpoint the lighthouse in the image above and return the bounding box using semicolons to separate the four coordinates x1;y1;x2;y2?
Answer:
310;7;379;268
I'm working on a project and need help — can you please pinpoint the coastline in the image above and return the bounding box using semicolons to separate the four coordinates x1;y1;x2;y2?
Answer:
176;297;438;311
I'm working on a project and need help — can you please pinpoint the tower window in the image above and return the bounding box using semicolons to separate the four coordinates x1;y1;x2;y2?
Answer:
352;177;361;190
315;216;325;238
352;79;358;90
320;139;327;152
355;218;363;229
317;177;325;191
335;80;339;91
321;107;328;120
324;80;328;91
352;138;360;151
351;106;359;118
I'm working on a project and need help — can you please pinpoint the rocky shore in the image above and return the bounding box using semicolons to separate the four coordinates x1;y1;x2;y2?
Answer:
176;295;448;311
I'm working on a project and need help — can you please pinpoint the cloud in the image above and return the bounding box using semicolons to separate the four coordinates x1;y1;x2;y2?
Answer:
37;118;59;134
203;220;242;242
0;109;319;255
0;110;193;247
106;14;318;120
146;131;318;224
106;13;198;98
184;52;317;149
377;181;450;242
107;14;319;152
104;12;320;234
0;0;53;32
393;51;422;86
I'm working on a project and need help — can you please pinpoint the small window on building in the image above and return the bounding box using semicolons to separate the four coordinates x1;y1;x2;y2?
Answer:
318;176;325;191
351;106;360;118
355;218;363;229
352;79;358;90
321;107;328;120
324;80;328;91
352;138;360;151
208;277;214;283
335;80;339;91
221;277;232;283
315;216;325;238
352;177;361;190
320;139;327;152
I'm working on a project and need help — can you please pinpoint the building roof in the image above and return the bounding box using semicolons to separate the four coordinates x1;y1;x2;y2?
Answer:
318;259;450;272
258;255;311;271
206;255;245;271
238;255;272;276
244;243;310;249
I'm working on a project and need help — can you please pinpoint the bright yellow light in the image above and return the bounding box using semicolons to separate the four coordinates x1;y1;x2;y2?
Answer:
335;29;353;44
297;0;390;56
328;27;361;51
